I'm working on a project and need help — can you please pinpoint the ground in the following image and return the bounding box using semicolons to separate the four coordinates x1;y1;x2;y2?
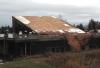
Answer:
0;57;53;68
0;49;100;68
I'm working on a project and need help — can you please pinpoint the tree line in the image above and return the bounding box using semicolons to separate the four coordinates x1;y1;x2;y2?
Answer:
76;19;100;32
0;26;12;33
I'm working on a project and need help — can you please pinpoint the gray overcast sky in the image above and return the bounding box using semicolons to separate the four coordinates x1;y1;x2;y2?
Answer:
0;0;100;26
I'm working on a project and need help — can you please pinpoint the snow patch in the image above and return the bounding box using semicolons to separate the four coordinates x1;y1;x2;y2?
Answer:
14;16;30;24
39;16;42;17
35;30;39;32
51;16;57;18
58;30;65;33
68;28;85;33
64;24;69;26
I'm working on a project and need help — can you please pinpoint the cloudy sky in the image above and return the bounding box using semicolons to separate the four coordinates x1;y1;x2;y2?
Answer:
0;0;100;26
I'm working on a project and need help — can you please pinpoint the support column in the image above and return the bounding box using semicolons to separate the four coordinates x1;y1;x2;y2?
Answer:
30;42;31;56
24;42;27;56
3;38;8;61
3;38;6;59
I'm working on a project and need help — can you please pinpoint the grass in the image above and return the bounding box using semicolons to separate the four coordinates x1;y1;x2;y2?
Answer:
0;49;100;68
0;58;54;68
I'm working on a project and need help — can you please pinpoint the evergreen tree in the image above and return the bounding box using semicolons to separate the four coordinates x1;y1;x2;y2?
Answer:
79;24;84;30
88;19;97;32
76;24;84;30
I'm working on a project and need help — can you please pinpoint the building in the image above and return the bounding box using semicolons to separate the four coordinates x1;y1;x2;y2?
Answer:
0;16;86;59
12;16;86;55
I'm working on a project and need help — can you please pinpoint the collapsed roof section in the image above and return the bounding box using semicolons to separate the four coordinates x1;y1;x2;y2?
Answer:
13;16;85;34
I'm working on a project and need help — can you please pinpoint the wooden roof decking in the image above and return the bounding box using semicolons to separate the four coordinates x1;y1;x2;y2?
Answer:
13;16;85;34
25;16;71;31
13;16;72;34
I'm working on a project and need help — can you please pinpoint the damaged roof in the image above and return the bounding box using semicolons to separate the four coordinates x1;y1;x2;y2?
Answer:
13;16;85;34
